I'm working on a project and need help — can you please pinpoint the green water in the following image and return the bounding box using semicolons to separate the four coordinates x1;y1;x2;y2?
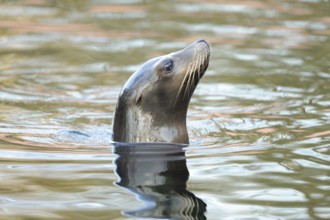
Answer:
0;0;329;219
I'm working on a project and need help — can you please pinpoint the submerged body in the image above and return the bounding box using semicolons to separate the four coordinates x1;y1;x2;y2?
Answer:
112;40;210;144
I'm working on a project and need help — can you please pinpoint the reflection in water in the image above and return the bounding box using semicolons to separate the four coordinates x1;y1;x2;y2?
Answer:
113;143;206;220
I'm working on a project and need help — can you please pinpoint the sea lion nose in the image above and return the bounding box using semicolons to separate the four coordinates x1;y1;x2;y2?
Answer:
196;39;209;47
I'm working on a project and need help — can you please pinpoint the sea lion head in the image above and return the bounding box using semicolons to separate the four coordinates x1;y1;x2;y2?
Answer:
113;40;210;144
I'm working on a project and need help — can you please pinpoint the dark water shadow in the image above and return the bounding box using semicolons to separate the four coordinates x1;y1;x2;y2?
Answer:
113;142;207;220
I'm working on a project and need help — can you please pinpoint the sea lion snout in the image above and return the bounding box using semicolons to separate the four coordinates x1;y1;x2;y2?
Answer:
197;39;209;46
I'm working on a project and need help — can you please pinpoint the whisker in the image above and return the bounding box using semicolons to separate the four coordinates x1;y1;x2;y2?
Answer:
178;64;192;97
184;68;192;99
186;56;198;98
175;63;192;106
184;48;197;99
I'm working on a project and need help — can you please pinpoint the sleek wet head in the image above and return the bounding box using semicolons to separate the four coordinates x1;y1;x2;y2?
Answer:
112;40;210;144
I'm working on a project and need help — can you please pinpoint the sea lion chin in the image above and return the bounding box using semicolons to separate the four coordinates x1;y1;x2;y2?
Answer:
112;40;210;144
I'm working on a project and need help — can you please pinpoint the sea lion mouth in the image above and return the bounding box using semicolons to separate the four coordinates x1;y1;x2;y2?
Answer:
176;40;210;104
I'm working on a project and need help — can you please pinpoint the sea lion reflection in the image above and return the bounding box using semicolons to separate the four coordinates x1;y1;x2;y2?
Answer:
113;143;206;219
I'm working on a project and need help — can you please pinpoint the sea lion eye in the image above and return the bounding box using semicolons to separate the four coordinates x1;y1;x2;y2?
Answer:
163;60;173;73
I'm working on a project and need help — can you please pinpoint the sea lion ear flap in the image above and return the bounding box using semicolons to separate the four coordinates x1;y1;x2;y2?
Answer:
135;89;142;105
134;84;148;105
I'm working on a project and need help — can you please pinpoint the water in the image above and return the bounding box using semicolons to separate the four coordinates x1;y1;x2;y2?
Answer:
0;0;329;219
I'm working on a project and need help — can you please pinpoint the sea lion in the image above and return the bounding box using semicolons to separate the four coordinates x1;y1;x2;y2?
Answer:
112;40;210;144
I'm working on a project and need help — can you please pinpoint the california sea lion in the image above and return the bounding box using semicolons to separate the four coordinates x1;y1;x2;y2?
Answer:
112;40;210;144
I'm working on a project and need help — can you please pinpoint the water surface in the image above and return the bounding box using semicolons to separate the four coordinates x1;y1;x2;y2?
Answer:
0;0;329;219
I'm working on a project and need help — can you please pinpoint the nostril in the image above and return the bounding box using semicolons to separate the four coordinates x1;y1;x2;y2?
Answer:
197;39;209;46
